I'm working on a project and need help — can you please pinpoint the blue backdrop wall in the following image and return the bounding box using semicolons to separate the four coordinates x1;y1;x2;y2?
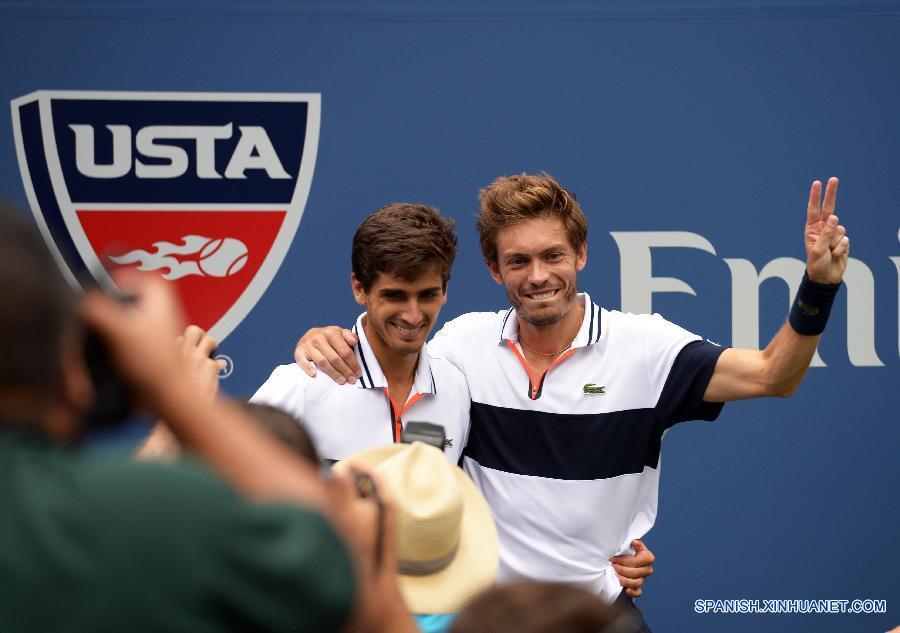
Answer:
1;2;897;631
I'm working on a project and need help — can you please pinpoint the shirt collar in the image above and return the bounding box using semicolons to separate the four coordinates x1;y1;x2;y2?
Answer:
497;293;604;349
352;313;438;395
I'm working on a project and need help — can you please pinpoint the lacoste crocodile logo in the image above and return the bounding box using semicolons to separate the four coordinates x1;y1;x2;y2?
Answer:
583;383;606;395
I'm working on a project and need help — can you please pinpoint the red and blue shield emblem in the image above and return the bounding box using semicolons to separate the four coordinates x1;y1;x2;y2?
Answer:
11;90;320;342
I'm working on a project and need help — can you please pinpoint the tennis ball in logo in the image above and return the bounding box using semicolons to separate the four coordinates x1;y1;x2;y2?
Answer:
198;238;248;277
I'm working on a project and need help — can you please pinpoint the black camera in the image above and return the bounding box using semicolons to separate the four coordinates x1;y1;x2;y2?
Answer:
78;277;134;430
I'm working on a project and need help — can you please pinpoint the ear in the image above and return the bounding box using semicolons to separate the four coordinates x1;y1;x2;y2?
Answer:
60;334;93;411
350;273;367;306
575;241;587;272
55;332;94;438
486;259;504;285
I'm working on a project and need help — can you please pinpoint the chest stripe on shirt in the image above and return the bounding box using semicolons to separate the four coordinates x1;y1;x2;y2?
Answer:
464;340;726;480
464;401;664;480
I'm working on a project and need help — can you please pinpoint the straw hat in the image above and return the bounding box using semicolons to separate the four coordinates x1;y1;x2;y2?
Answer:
335;441;499;614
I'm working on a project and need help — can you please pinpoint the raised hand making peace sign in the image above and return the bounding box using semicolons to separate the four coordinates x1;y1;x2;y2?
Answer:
805;177;849;284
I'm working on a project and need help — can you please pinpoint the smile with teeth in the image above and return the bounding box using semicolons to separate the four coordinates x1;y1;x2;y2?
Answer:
392;322;424;337
524;289;560;301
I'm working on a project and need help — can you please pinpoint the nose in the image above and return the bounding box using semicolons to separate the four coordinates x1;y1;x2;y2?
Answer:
398;299;425;325
527;260;550;286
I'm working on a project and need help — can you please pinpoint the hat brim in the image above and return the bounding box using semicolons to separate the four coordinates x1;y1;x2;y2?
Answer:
336;444;498;614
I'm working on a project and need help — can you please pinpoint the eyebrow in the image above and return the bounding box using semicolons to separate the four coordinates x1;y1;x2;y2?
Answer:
378;286;442;295
502;245;567;259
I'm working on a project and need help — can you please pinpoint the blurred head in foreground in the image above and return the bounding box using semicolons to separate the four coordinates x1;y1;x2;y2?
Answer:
238;402;319;464
450;580;639;633
0;204;85;440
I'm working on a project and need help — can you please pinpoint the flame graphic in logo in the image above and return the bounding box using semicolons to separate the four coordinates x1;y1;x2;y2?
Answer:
109;235;249;280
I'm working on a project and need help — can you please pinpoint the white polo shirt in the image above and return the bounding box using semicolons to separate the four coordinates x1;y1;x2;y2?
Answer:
250;313;471;463
426;293;726;603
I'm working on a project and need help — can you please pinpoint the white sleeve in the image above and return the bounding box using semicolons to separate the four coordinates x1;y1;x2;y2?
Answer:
426;322;465;370
426;312;496;372
642;313;703;392
249;364;311;421
640;313;725;426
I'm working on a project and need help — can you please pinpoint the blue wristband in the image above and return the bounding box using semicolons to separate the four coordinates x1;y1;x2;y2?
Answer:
788;272;841;336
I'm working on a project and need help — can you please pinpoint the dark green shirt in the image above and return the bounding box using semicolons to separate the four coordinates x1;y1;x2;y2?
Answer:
0;430;355;633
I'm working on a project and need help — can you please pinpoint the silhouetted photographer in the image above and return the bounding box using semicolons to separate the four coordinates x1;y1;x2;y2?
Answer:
0;204;415;633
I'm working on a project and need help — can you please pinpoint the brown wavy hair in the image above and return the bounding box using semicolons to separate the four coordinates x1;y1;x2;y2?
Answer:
476;172;587;265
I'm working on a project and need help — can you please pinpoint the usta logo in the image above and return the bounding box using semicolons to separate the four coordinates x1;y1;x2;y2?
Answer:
68;123;291;180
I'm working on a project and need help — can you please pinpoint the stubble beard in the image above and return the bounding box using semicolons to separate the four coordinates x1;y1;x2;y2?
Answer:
509;283;578;327
372;319;427;356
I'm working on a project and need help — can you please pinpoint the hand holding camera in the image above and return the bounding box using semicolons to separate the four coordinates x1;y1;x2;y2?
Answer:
80;272;190;415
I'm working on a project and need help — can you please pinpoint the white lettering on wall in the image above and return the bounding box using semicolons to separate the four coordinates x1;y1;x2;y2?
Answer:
609;231;717;315
613;231;888;367
69;123;291;180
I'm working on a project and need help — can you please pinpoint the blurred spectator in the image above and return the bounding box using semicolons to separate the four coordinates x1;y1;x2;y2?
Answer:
239;401;320;463
450;581;641;633
137;340;320;466
0;204;413;633
337;441;499;633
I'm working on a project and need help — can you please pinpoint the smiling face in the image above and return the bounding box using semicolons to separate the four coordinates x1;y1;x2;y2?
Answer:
487;215;586;327
353;267;447;356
